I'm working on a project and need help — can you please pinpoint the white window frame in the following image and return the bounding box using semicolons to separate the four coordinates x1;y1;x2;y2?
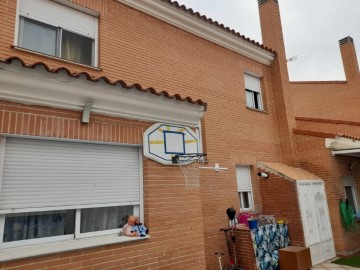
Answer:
343;176;359;212
236;165;254;212
244;73;263;111
0;136;143;249
238;191;253;212
14;0;99;67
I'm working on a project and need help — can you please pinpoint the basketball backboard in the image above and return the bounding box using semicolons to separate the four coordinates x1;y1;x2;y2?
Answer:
143;123;200;165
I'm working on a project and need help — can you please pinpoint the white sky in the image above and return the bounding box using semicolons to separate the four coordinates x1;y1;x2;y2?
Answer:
175;0;360;81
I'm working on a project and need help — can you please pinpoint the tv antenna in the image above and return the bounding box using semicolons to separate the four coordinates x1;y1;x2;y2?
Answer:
287;55;298;62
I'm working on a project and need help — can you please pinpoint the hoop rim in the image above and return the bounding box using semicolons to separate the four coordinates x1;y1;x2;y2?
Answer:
171;153;207;164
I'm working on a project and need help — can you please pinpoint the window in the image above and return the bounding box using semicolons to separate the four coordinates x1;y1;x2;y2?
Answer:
343;176;358;212
0;137;142;248
244;73;263;110
17;0;97;66
236;166;254;211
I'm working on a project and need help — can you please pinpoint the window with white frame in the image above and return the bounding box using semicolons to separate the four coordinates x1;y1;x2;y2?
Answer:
0;137;142;248
343;176;358;212
244;73;263;110
17;0;98;66
236;166;254;212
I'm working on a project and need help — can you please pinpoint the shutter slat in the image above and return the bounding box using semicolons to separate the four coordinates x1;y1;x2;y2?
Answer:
236;166;252;192
245;74;261;93
0;138;140;212
19;0;96;37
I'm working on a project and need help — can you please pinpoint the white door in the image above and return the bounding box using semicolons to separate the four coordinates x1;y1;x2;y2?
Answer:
297;181;336;265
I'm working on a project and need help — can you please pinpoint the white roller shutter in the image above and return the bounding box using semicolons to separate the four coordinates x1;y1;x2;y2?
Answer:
19;0;97;37
0;138;140;213
244;74;261;92
236;166;252;192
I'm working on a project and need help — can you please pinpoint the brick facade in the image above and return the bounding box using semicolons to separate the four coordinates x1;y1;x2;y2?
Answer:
0;0;290;269
3;0;357;268
291;15;360;259
295;133;360;255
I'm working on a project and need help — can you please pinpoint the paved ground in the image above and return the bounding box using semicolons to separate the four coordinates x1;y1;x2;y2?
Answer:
312;258;359;269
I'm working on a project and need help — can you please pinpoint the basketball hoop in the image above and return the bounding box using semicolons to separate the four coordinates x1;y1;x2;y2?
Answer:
172;153;206;188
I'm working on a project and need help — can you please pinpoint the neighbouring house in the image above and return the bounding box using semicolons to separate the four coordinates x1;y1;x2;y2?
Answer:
0;0;354;269
291;36;360;257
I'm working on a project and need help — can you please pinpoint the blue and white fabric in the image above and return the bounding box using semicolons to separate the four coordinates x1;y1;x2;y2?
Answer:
250;224;290;270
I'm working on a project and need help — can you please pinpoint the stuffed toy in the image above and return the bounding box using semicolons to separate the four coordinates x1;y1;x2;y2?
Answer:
132;217;148;237
122;216;148;237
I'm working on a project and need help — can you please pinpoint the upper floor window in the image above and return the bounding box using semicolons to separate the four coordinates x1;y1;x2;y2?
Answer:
236;166;254;212
244;73;263;110
17;0;98;66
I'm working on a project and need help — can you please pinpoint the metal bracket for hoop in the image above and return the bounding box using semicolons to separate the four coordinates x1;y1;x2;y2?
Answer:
200;163;228;172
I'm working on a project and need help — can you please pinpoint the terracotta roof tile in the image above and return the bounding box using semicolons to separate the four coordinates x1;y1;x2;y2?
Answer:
0;57;207;109
161;0;276;54
337;134;360;141
257;161;321;181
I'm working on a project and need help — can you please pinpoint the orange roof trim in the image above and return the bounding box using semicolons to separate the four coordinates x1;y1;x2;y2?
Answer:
0;56;207;109
162;0;276;54
337;133;360;141
293;128;360;141
257;161;321;181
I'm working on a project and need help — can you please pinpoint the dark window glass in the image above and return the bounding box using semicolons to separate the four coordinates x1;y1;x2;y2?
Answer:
4;210;75;242
19;17;94;66
20;17;57;56
239;192;250;209
345;186;356;212
81;205;133;233
61;30;93;65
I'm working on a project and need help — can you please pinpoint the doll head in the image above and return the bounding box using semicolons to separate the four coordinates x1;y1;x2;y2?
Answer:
135;217;141;225
127;215;136;226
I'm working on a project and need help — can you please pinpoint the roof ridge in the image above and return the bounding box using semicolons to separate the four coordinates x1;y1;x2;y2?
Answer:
161;0;276;54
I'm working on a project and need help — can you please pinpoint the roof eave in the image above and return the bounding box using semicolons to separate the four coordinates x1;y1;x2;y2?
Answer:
326;136;360;157
117;0;275;66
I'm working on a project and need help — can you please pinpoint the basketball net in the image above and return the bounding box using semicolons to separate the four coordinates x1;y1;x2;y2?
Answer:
178;157;205;189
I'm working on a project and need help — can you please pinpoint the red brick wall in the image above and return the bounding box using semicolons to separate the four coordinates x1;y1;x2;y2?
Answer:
291;81;360;122
0;0;291;269
295;133;360;255
230;229;257;270
258;171;305;247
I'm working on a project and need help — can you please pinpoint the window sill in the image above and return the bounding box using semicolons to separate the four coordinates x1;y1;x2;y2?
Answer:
246;107;269;114
0;234;150;262
11;46;102;72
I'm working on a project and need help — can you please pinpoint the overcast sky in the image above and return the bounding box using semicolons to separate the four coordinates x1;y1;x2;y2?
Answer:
175;0;360;81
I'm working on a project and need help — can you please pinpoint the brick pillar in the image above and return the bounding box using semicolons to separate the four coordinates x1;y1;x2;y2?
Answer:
339;36;360;84
258;0;298;166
